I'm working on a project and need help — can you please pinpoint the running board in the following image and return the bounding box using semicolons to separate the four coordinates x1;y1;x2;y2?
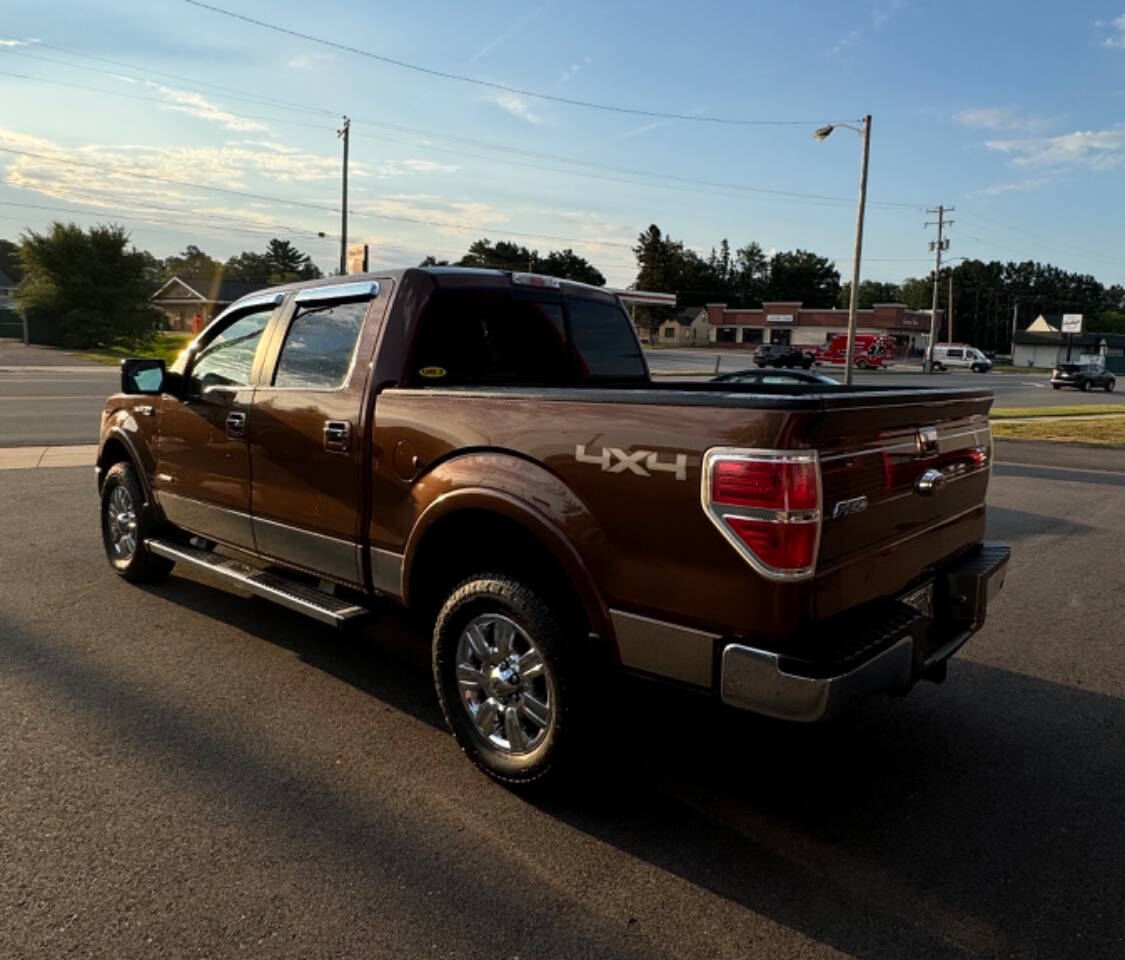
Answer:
146;539;369;626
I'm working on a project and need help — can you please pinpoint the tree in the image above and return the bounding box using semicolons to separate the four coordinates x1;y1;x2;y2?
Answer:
15;221;163;348
538;248;604;286
224;240;321;284
0;238;22;283
162;244;222;280
766;250;840;306
898;276;932;310
731;242;769;306
836;280;902;309
419;255;450;267
459;238;537;272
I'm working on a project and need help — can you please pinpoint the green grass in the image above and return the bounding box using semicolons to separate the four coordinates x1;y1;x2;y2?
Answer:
992;418;1125;447
77;331;193;366
991;404;1125;419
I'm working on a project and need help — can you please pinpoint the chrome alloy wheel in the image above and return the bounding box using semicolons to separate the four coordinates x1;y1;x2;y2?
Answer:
107;485;138;560
455;613;554;754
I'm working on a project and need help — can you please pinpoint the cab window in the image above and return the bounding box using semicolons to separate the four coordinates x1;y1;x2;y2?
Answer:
274;298;368;390
189;306;273;392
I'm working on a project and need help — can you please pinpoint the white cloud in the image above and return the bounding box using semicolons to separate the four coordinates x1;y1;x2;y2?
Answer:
985;127;1125;170
144;82;267;132
975;177;1052;196
954;107;1053;133
831;28;862;55
355;193;509;236
0;37;38;48
0;126;368;221
831;2;906;55
493;92;542;124
1103;13;1125;48
287;52;335;70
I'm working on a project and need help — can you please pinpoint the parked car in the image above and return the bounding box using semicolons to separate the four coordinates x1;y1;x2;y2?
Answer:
98;267;1009;785
712;368;839;386
753;343;815;369
932;344;993;373
1051;361;1116;392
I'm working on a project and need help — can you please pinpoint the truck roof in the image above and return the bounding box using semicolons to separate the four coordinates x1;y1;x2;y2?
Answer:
237;265;616;306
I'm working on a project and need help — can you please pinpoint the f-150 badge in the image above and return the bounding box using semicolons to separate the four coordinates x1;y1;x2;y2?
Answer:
575;444;687;480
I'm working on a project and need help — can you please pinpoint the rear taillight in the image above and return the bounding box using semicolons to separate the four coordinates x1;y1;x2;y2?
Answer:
702;448;822;580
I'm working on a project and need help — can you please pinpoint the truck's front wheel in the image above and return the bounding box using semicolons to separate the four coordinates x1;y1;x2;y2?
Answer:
433;575;573;786
100;461;174;583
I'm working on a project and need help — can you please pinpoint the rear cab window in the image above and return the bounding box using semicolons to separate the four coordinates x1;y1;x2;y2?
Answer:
406;285;646;386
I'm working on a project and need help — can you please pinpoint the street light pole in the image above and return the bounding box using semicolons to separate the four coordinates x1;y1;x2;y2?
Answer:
813;115;870;386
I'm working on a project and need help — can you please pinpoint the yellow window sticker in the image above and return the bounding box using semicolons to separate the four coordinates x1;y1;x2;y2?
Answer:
419;366;447;378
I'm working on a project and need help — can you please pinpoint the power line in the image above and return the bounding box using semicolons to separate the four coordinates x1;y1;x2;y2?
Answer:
0;53;921;210
183;0;836;127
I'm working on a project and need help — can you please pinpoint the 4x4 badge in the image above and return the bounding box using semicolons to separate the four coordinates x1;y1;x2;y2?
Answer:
575;444;687;480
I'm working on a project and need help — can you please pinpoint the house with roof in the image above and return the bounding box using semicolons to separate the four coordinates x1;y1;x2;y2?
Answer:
151;275;268;332
0;268;21;340
0;268;15;308
654;306;710;346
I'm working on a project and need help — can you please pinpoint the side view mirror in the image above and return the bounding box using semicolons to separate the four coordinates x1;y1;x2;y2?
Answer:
121;357;166;395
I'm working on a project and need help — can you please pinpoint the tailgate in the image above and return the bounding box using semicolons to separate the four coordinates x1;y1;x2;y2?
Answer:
810;389;994;619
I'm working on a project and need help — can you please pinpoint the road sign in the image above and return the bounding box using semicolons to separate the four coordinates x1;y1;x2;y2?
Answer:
346;242;368;275
1061;314;1083;333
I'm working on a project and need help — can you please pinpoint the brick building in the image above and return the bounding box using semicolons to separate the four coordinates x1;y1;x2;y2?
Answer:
706;301;942;357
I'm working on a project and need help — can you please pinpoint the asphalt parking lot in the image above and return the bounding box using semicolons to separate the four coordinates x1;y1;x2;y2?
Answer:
2;453;1123;959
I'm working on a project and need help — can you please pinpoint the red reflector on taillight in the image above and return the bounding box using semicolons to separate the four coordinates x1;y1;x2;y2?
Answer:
725;516;818;571
711;458;818;512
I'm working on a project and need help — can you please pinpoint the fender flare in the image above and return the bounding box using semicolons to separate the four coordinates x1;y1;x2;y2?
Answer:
97;424;158;513
401;484;613;644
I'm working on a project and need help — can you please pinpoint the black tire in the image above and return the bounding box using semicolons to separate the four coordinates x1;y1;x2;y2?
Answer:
855;358;869;370
1081;380;1091;392
802;358;813;369
1052;384;1062;390
1106;379;1116;393
100;461;174;583
433;574;579;786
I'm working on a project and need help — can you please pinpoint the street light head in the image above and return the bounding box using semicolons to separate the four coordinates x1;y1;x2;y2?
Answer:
813;124;834;141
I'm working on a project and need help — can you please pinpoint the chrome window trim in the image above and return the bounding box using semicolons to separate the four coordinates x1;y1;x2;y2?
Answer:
818;426;991;463
207;291;285;330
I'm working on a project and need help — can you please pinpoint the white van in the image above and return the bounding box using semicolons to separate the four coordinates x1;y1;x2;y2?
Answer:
932;344;992;373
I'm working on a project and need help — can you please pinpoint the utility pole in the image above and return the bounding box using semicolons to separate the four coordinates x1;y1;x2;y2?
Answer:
337;116;350;276
1011;300;1018;355
924;205;953;372
947;274;953;344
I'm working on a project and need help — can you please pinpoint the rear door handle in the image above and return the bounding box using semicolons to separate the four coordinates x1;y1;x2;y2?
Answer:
324;420;351;452
225;412;246;439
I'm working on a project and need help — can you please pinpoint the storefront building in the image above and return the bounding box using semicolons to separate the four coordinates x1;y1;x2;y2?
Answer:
706;301;941;357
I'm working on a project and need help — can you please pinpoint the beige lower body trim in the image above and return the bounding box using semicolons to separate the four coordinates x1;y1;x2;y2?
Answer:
610;609;718;688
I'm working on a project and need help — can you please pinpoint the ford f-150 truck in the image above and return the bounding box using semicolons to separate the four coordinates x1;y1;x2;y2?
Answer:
97;267;1009;784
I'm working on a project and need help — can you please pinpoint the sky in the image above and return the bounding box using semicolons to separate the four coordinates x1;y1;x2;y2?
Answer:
1;0;1123;290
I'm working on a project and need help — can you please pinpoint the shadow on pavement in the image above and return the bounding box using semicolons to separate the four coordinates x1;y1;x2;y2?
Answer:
984;504;1098;541
22;570;1124;959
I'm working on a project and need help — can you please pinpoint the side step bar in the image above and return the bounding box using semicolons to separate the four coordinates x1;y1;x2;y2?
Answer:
146;539;369;626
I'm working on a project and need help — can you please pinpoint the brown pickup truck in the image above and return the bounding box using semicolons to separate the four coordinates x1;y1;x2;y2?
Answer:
98;267;1009;784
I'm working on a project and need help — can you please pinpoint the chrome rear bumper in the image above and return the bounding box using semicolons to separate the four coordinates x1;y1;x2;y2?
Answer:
720;542;1010;722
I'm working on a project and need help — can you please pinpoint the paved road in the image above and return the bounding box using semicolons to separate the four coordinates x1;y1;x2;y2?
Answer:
2;342;1121;449
646;348;1125;408
0;342;117;446
2;458;1123;959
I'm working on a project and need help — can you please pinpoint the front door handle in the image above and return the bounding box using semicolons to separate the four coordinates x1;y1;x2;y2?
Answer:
324;420;351;452
225;411;246;439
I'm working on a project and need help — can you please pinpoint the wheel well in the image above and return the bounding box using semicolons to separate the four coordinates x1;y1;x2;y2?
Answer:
98;437;132;490
407;510;590;636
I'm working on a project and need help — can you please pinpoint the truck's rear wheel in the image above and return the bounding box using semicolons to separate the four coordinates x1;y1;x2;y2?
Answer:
100;461;174;583
432;575;574;786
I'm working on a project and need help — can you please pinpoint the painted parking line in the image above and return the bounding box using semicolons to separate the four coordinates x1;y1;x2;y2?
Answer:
0;444;97;470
